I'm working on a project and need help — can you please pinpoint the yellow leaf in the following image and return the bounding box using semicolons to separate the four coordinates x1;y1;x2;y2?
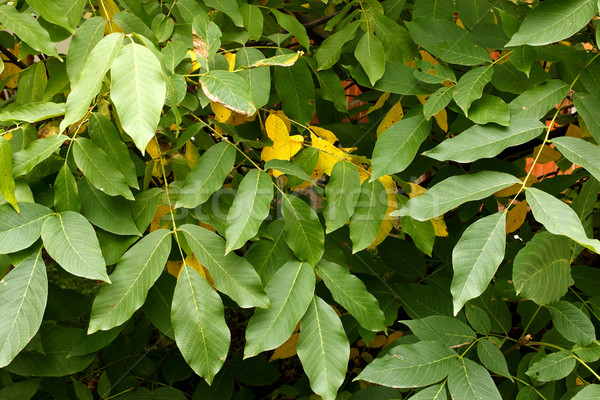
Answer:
146;139;161;160
566;123;583;139
366;92;391;115
211;101;232;123
383;331;403;348
431;216;448;237
289;135;304;157
150;205;171;232
367;335;387;348
271;110;292;132
533;144;562;164
167;260;183;277
227;111;256;126
224;52;236;71
309;125;338;143
419;50;439;65
188;50;201;72
98;0;124;33
262;113;293;177
407;182;427;198
506;200;528;234
0;44;21;88
494;175;537;198
456;17;465;29
270;333;299;360
377;101;404;137
368;175;398;249
310;132;346;175
184;140;200;169
184;253;208;281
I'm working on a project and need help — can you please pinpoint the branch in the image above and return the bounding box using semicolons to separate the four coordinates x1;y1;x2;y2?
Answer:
302;11;341;29
0;44;27;69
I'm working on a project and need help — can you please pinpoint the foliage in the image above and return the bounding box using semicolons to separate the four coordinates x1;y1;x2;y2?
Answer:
0;0;600;399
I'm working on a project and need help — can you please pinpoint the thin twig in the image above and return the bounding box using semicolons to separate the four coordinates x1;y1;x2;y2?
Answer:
0;44;26;69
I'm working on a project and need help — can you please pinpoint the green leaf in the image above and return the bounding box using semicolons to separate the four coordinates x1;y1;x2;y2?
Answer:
315;21;360;70
245;220;293;286
401;216;435;256
506;0;596;47
477;339;512;380
88;229;172;333
355;341;458;388
25;0;74;33
467;94;510;126
68;325;124;357
41;212;109;282
66;17;106;86
297;296;349;400
371;115;432;179
0;5;59;58
447;358;502;400
406;18;491;65
509;79;570;120
526;187;600;254
513;231;573;305
511;45;537;77
0;251;47;368
571;385;600;399
244;260;315;357
526;350;576;382
5;326;94;376
553;137;600;182
454;0;494;27
53;164;80;213
452;66;493;115
573;93;600;143
60;33;123;132
130;188;162;234
241;4;263;41
392;172;520;221
180;224;269;308
349;179;388;253
171;264;230;384
142;272;175;339
225;170;273;253
110;42;167;154
412;0;454;20
0;136;18;212
401;315;476;347
323;161;361;233
0;102;65;124
176;142;236;209
274;55;315;126
205;0;243;26
354;33;386;86
200;70;256;116
450;212;507;314
112;12;156;43
281;194;324;266
78;178;140;236
423;86;453;120
235;48;270;109
264;160;314;182
370;10;418;65
315;68;348;113
546;301;596;345
161;40;188;74
424;118;544;163
316;260;385;332
271;9;310;51
73;138;133;200
407;383;448;400
12;134;67;176
0;378;41;400
88;113;138;189
0;202;52;253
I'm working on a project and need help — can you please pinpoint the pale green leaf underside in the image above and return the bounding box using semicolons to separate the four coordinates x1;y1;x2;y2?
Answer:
88;229;172;334
0;252;47;368
244;260;315;357
506;0;596;47
0;203;52;254
553;136;600;183
297;296;349;400
447;358;502;400
451;212;506;314
392;172;520;221
323;161;361;234
282;194;324;266
526;187;600;254
171;265;230;385
425;118;544;163
546;301;596;346
402;315;476;347
526;350;576;382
